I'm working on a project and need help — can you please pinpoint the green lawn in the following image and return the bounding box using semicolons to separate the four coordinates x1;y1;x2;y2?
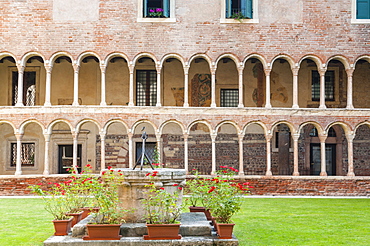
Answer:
0;198;369;246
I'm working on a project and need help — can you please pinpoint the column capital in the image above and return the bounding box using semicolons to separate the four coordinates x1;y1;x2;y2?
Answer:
318;68;327;76
265;133;273;141
291;67;299;76
100;63;107;73
72;62;80;72
264;68;271;76
156;65;162;73
127;132;134;138
292;133;300;141
318;134;327;142
43;133;51;142
183;65;189;74
16;63;25;73
183;133;189;140
44;62;53;73
345;133;355;142
15;133;23;140
345;67;354;77
238;132;245;140
210;132;217;141
237;65;245;74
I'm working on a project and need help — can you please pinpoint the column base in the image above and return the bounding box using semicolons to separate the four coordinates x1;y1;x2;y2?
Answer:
292;104;299;109
347;172;355;177
183;103;189;107
265;170;272;176
15;102;24;107
292;172;300;176
238;104;244;108
128;102;134;106
319;105;326;109
156;103;162;107
43;170;50;175
320;171;327;176
100;102;107;106
346;105;354;110
72;102;79;106
44;102;52;107
14;170;22;175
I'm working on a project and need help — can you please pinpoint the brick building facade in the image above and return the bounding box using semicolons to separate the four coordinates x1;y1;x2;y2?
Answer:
0;0;369;195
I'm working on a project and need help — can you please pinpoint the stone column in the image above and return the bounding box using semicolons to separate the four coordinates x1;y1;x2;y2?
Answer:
238;65;244;107
15;63;25;106
44;62;52;107
72;62;80;106
72;131;79;173
319;133;327;176
183;65;189;107
346;68;354;109
265;133;272;176
100;131;106;172
292;133;300;176
100;63;107;106
128;65;134;106
238;133;244;176
211;66;216;107
155;133;161;163
128;132;133;168
346;133;355;177
264;68;272;108
15;133;23;175
292;67;299;109
319;68;327;109
211;133;217;174
184;133;189;173
156;65;162;107
43;133;51;175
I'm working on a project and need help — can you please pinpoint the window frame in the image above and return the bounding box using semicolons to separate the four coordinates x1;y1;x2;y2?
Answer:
220;88;239;107
8;139;39;170
136;70;157;106
137;0;176;23
311;70;335;102
351;0;370;24
220;0;259;24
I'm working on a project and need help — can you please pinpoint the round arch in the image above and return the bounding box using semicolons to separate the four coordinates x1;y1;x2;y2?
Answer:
270;120;296;134
325;121;352;135
49;51;74;66
160;53;186;68
75;119;102;133
353;54;370;66
326;55;350;70
187;53;213;69
243;121;268;135
298;54;324;69
187;120;213;134
104;52;130;65
46;119;74;134
19;119;46;134
103;119;129;133
159;119;186;135
298;121;325;135
131;119;158;134
215;53;241;69
76;51;102;66
270;54;296;69
0;120;17;134
215;120;241;134
243;53;268;70
20;52;46;66
132;52;158;67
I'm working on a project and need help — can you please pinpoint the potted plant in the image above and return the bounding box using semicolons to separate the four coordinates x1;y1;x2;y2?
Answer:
207;166;251;239
185;170;213;220
83;166;129;240
141;171;184;240
29;182;73;236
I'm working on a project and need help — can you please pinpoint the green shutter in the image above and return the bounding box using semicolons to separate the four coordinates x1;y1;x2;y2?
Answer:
163;0;170;17
144;0;148;17
357;0;370;19
226;0;231;18
241;0;253;18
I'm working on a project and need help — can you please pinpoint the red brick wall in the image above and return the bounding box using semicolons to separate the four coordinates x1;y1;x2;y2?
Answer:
1;176;369;196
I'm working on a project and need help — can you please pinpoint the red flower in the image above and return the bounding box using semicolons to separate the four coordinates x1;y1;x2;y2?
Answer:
66;168;70;172
159;187;165;190
220;165;227;168
102;171;106;175
86;164;91;167
37;183;42;186
145;173;150;176
173;184;178;186
118;169;121;172
107;166;112;170
243;182;250;186
208;186;216;193
178;187;183;190
151;173;157;177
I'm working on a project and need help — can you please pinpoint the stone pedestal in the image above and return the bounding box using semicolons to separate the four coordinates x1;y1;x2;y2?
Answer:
117;168;186;223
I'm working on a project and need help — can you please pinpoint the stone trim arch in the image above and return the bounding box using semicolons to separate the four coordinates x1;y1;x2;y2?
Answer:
131;119;158;134
160;53;186;68
298;54;324;69
75;118;102;133
187;120;213;133
325;121;352;135
104;52;130;65
215;120;240;134
298;121;325;135
354;121;370;133
354;55;370;66
215;53;241;69
20;52;46;66
270;120;296;134
0;120;17;134
243;121;268;135
159;119;186;135
243;53;268;70
270;54;296;69
187;53;213;68
326;55;350;70
0;52;17;62
46;119;74;134
49;51;74;65
132;53;158;66
19;119;46;134
76;51;102;66
103;119;129;134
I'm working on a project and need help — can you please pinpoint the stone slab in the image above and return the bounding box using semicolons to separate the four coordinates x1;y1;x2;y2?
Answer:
44;235;239;246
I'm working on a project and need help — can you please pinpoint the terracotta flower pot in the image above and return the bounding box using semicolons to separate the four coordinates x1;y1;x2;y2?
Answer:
52;217;73;236
80;207;100;219
144;224;181;240
188;206;212;221
216;223;235;239
83;224;122;240
65;211;83;227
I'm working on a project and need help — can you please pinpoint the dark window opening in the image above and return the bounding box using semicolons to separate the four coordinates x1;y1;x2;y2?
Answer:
12;71;36;106
225;0;253;19
11;143;35;167
144;0;170;18
311;70;334;101
136;70;157;106
220;89;239;107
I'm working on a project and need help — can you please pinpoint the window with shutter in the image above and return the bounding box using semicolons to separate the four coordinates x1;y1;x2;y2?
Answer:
138;0;175;22
357;0;370;19
221;0;258;23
